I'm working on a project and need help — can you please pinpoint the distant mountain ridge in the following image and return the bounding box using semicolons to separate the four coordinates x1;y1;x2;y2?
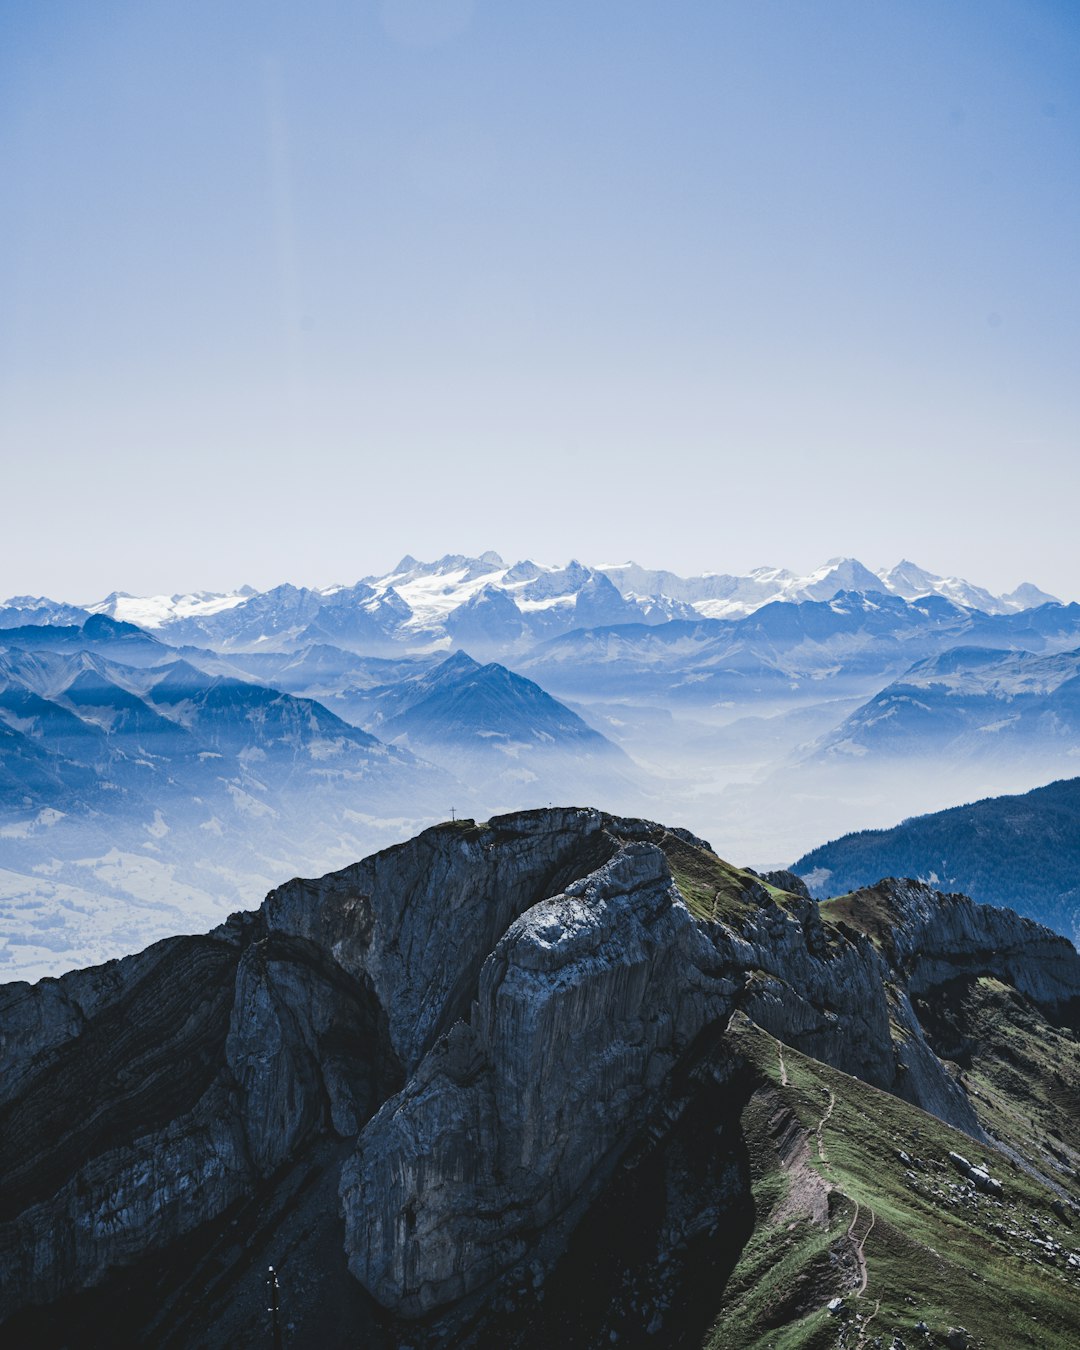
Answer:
793;776;1080;942
4;553;1063;653
0;648;454;980
815;643;1080;764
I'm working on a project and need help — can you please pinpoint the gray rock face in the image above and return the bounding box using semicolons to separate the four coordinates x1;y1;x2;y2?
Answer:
708;883;981;1132
1;807;1078;1338
875;876;1080;1011
0;928;254;1315
341;840;734;1314
758;867;812;900
262;807;621;1074
0;809;625;1325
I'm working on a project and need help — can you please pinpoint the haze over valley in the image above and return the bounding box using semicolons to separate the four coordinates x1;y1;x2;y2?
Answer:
3;550;1079;981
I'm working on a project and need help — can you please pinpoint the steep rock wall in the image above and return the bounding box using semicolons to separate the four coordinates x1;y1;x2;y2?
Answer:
341;840;734;1314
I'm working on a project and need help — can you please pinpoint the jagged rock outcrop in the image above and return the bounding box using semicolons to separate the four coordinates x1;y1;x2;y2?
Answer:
341;841;734;1314
260;807;622;1075
757;867;812;899
1;806;1078;1345
871;876;1080;1011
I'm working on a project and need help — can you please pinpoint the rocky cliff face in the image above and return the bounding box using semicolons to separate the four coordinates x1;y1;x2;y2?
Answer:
2;807;1078;1346
341;839;734;1315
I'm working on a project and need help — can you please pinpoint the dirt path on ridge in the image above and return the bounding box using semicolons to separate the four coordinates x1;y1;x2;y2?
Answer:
815;1089;835;1165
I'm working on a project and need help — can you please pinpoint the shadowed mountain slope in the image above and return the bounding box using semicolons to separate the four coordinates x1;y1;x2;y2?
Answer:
376;651;620;754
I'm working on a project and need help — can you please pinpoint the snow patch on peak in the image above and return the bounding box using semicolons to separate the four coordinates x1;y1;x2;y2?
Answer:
90;590;250;629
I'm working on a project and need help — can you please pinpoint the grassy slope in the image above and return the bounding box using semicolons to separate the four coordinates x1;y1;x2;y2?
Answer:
656;832;1080;1349
704;1019;1080;1350
660;830;791;926
911;974;1080;1186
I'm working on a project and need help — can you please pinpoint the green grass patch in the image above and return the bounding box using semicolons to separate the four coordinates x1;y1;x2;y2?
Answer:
817;885;900;953
659;832;800;927
702;1020;1080;1349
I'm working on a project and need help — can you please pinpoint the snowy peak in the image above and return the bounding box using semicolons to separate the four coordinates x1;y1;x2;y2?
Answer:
788;557;886;603
38;554;1066;656
876;560;1006;614
365;554;510;633
878;559;941;598
601;555;1065;620
89;588;251;629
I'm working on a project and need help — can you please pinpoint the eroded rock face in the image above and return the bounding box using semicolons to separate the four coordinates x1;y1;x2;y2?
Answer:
262;807;621;1074
876;877;1080;1012
1;807;1078;1340
730;898;981;1134
341;840;735;1314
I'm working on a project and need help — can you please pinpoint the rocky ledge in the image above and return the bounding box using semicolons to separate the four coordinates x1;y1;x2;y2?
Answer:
1;807;1077;1345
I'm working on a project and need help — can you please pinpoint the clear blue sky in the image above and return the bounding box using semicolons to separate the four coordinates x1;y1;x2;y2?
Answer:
2;1;1077;599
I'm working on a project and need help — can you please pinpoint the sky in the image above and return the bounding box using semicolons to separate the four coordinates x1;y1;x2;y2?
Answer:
2;0;1078;602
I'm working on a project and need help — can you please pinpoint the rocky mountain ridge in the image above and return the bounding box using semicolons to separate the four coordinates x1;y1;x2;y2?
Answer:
2;807;1077;1347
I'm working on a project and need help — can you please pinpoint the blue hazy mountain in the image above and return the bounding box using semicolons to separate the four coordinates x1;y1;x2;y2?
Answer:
792;776;1080;941
0;649;457;980
374;651;620;754
444;584;527;649
815;645;1080;764
0;614;171;664
520;594;1080;707
0;650;451;811
220;643;428;698
360;651;639;812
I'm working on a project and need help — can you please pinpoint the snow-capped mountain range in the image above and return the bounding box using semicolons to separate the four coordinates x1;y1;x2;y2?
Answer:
2;554;1062;654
